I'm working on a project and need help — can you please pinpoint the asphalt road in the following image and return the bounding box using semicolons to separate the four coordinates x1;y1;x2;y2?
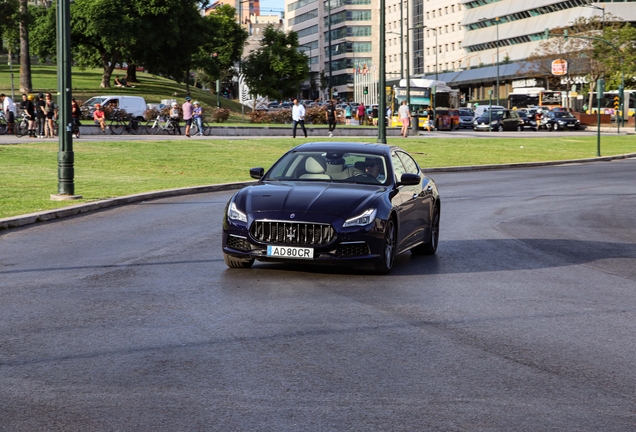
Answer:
1;159;636;431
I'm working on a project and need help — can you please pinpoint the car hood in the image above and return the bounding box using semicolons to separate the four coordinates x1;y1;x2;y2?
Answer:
235;181;387;218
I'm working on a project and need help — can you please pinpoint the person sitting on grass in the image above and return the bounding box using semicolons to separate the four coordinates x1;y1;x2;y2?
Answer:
114;75;134;88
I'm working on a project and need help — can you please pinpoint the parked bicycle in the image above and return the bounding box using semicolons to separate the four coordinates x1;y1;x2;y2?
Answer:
108;110;143;135
0;112;7;135
145;115;179;135
15;112;32;137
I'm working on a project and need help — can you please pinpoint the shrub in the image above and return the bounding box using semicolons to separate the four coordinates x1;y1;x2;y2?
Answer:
211;108;230;123
305;107;328;125
249;110;270;124
267;109;292;124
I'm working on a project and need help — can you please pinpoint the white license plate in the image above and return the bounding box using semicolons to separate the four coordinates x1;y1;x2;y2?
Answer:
267;245;314;259
566;124;575;127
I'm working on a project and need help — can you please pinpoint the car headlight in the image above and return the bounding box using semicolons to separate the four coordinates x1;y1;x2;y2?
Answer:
227;201;247;223
558;120;565;124
343;208;377;227
491;121;498;125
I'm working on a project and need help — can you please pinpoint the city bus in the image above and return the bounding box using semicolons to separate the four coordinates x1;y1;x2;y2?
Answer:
391;78;460;129
589;90;636;119
508;87;543;109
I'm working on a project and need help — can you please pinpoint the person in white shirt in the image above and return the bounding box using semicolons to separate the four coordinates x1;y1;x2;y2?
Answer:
1;94;17;134
291;99;307;138
398;100;411;138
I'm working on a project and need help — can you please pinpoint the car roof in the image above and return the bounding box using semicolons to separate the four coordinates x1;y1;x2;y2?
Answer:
290;141;398;157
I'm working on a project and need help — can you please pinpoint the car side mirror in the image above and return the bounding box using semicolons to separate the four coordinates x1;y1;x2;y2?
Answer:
398;173;421;186
250;167;265;179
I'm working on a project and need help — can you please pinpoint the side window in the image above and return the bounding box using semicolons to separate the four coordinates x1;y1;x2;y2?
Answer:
396;151;419;174
391;153;407;181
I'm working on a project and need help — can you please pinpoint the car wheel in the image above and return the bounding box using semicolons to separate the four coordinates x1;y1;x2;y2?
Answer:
375;218;396;275
497;124;504;132
223;254;255;269
411;203;440;255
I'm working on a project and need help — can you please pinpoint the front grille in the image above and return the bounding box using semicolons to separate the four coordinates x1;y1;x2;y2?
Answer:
227;235;251;251
335;242;370;256
250;220;336;246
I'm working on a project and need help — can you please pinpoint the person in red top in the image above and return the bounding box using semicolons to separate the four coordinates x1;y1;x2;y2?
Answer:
93;104;106;134
357;103;365;125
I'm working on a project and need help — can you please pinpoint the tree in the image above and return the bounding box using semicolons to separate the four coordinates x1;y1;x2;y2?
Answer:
19;0;32;92
241;25;309;101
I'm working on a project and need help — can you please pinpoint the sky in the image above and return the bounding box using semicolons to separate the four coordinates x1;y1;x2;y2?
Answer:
259;0;284;15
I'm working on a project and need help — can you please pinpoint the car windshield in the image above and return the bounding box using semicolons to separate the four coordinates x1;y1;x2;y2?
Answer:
518;111;528;118
459;109;473;116
477;112;503;120
554;112;575;118
265;151;389;185
84;97;107;107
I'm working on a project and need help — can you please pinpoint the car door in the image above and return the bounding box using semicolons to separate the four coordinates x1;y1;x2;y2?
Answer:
391;151;429;250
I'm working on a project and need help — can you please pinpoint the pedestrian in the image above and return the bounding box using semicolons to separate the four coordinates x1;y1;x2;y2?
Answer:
426;107;435;132
43;93;57;138
71;98;81;138
19;93;36;137
291;99;307;138
398;100;411;138
170;102;181;135
35;93;46;137
325;100;337;137
386;106;392;128
372;105;379;126
193;101;203;136
0;93;16;134
357;103;365;125
344;104;352;125
93;104;106;133
182;96;193;137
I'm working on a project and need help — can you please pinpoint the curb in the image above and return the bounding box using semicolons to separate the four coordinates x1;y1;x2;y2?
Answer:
2;153;636;232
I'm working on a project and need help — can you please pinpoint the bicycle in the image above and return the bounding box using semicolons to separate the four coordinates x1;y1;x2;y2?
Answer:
15;112;33;137
190;118;212;136
0;112;7;135
108;110;143;135
145;115;179;135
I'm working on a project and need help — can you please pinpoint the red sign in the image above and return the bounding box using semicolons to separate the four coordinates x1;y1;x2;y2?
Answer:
551;59;568;76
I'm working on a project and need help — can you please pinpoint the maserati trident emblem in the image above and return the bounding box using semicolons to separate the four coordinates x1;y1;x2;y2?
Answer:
286;227;296;242
290;213;296;219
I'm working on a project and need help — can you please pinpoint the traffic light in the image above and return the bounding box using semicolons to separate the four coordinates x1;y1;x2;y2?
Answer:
363;86;368;95
614;96;619;110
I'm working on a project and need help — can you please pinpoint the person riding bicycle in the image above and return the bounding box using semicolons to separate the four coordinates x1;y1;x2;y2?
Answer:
170;102;181;135
93;103;106;134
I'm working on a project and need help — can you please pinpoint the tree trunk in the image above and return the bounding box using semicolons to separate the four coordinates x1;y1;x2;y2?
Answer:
184;70;191;95
100;52;119;88
19;0;32;93
126;63;138;83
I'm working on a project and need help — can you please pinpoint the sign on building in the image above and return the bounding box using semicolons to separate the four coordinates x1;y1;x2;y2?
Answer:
551;59;568;76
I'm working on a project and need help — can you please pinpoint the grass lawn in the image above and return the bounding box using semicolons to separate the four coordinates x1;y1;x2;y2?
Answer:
1;135;635;219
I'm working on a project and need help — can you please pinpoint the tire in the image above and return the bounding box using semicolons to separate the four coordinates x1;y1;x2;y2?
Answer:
0;119;7;135
223;254;255;269
166;121;177;135
109;120;124;135
411;204;440;255
145;120;160;135
190;123;199;136
16;121;28;137
375;218;396;275
129;119;142;135
202;122;212;136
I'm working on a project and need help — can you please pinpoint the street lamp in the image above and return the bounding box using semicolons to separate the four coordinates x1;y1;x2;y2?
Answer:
478;17;500;105
325;0;333;100
377;0;386;143
423;26;438;80
583;2;605;32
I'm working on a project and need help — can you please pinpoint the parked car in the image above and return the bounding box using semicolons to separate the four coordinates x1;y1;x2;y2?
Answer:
542;110;581;131
458;108;475;128
473;104;505;120
517;110;538;131
222;141;441;274
473;109;522;132
83;95;147;120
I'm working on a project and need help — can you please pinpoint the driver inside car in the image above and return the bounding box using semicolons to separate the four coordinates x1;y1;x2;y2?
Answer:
365;157;386;182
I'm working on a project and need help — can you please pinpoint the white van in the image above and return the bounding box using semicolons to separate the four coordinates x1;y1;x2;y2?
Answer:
83;95;148;120
473;105;505;120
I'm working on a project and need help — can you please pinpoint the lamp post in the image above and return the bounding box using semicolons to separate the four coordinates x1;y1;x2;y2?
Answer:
423;26;437;80
583;3;605;32
326;0;332;100
377;0;386;143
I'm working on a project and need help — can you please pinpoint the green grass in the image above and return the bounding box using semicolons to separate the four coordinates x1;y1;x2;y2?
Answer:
1;135;635;219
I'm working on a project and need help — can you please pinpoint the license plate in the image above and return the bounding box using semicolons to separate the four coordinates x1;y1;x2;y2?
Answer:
267;245;314;259
567;124;575;127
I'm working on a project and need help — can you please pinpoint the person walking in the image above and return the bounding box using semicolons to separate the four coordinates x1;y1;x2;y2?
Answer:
426;107;435;132
344;104;352;125
19;93;36;137
291;99;307;138
43;93;57;138
398;100;411;138
357;103;365;126
71;98;81;138
326;100;337;137
193;101;203;136
182;96;193;137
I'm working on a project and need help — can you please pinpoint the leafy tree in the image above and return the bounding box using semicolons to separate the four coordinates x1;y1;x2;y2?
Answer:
18;0;32;92
241;25;309;101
